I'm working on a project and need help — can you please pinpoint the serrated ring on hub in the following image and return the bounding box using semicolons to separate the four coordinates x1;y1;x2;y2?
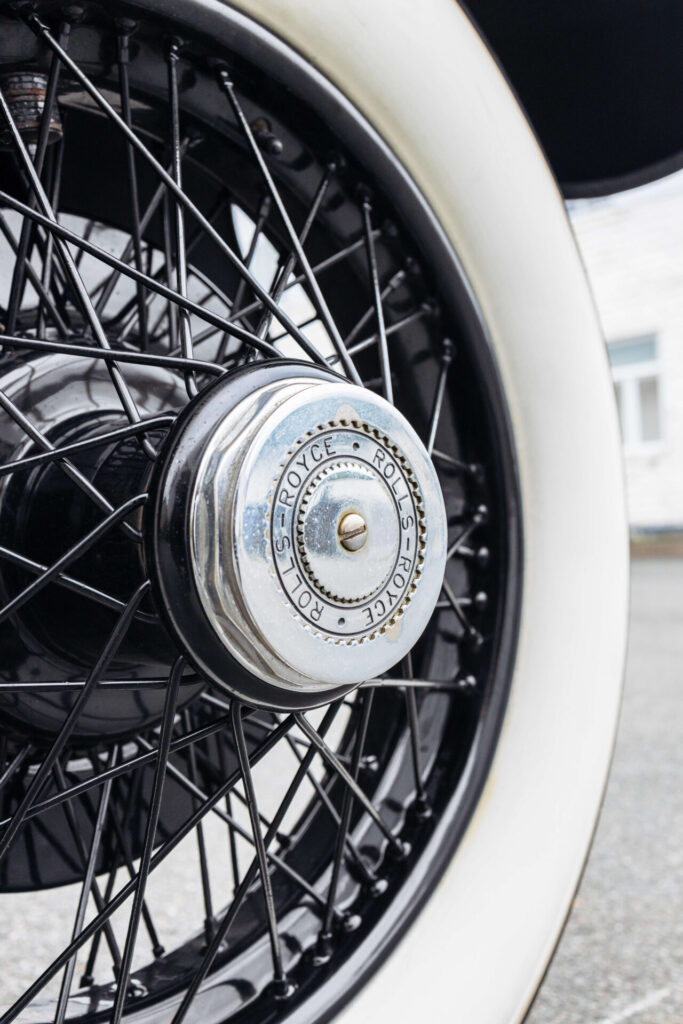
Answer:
296;459;394;604
270;424;425;642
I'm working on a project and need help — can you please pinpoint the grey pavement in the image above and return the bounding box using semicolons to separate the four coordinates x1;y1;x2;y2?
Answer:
527;558;683;1024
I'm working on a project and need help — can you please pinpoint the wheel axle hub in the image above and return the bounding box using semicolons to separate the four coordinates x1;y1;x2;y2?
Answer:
150;362;447;709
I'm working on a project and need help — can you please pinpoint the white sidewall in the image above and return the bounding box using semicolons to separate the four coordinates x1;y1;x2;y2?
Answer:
219;1;629;1021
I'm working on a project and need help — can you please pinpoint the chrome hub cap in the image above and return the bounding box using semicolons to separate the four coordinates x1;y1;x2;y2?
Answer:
152;363;447;708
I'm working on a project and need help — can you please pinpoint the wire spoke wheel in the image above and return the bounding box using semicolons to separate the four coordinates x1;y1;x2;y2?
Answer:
0;2;624;1023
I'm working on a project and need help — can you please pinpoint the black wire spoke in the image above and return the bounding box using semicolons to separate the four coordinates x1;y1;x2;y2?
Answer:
79;765;164;988
170;701;342;1023
216;67;361;383
255;162;335;342
225;789;241;892
213;681;299;996
22;14;332;368
0;83;157;460
360;676;464;691
117;21;150;351
0;712;233;829
113;193;226;341
212;726;242;893
165;261;237;339
0;192;283;361
160;192;179;353
327;303;433;368
0;212;69;336
80;854;118;989
54;746;118;1024
52;760;124;985
0;412;173;480
446;505;488;561
32;210;69;314
273;718;376;884
0;543;158;623
110;657;183;1024
167;39;197;396
426;338;454;456
137;734;334;915
222;231;378;330
0;382;141;542
182;710;215;941
441;576;482;645
268;311;319;345
293;713;406;857
0;331;225;380
401;651;429;813
216;194;272;363
0;581;148;868
0;678;173;693
90;754;166;960
361;195;393;403
36;130;66;336
342;267;406;349
318;691;374;953
0;744;31;796
433;446;483;476
0;492;146;628
94;142;193;321
73;217;95;270
4;18;70;334
0;714;297;1023
219;774;281;845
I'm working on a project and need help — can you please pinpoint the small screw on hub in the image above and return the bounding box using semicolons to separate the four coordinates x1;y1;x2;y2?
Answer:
338;511;367;552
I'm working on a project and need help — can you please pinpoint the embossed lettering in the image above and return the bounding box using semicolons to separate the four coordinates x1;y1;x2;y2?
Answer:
310;601;324;622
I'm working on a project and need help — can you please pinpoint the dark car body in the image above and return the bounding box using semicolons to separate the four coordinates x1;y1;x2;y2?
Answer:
465;0;683;196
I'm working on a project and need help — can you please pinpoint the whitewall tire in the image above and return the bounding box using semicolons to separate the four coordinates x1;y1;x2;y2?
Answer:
225;1;629;1021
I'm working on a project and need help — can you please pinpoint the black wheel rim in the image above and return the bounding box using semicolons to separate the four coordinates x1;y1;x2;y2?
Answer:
0;3;521;1022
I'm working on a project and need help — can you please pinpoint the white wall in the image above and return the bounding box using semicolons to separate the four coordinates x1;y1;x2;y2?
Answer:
569;172;683;529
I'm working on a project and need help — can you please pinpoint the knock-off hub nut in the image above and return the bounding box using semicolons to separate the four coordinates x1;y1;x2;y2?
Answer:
150;362;447;710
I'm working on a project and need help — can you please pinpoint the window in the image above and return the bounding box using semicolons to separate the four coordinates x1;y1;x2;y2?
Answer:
608;335;663;451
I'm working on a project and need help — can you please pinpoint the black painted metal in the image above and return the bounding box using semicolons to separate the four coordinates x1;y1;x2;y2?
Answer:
465;0;683;197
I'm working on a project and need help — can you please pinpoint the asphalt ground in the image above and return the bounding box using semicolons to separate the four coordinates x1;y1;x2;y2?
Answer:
527;558;683;1024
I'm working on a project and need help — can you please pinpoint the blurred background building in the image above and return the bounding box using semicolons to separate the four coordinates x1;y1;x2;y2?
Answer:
569;171;683;540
